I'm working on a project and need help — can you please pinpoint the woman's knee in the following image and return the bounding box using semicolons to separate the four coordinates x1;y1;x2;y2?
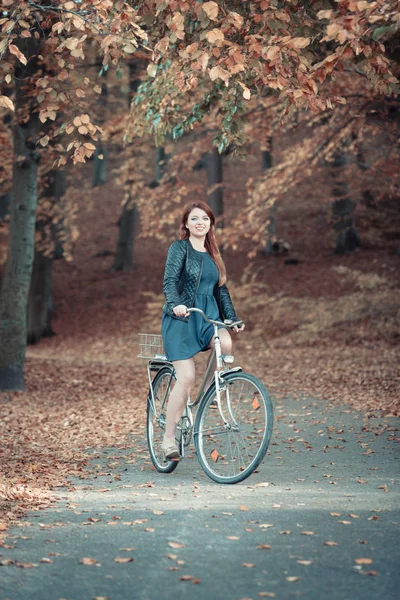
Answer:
174;360;196;392
221;331;232;354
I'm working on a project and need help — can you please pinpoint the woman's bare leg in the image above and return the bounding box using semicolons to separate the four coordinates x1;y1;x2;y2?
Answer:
163;358;195;444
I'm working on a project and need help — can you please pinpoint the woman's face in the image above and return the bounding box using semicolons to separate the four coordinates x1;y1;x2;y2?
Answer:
186;208;211;238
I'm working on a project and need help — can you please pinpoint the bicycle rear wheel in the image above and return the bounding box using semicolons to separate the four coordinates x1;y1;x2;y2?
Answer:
147;366;179;473
194;371;273;484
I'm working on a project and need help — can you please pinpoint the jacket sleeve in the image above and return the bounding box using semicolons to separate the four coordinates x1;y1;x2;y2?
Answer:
163;241;186;311
218;283;237;322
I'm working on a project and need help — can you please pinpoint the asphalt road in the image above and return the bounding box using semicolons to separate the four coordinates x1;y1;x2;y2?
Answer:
1;395;399;600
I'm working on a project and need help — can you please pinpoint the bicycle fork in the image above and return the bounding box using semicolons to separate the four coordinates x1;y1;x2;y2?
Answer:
212;325;239;430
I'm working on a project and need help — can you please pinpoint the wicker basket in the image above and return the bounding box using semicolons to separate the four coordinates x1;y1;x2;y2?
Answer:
138;333;166;359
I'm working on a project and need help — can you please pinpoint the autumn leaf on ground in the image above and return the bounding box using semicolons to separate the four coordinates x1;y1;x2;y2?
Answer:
355;558;373;565
180;575;194;581
258;544;272;550
324;541;339;546
286;576;300;582
79;557;99;565
115;556;134;563
168;541;185;549
239;505;249;511
242;563;256;568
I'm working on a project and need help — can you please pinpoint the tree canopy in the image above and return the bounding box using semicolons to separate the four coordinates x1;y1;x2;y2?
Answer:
1;1;398;158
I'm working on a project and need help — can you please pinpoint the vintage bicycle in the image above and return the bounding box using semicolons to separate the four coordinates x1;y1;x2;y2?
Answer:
138;308;273;484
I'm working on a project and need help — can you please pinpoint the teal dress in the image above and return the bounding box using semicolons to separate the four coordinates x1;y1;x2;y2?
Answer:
162;249;222;361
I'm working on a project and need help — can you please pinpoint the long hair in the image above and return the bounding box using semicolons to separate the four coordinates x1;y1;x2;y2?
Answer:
179;202;227;286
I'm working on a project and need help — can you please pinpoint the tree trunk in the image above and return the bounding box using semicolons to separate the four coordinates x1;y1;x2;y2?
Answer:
329;147;361;254
261;137;277;255
0;193;11;220
0;40;41;391
93;63;108;187
207;147;223;227
93;142;108;187
128;61;141;103
27;251;53;344
155;147;167;183
26;169;66;343
112;197;138;271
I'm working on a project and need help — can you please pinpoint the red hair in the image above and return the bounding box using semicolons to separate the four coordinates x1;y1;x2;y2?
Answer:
179;202;227;286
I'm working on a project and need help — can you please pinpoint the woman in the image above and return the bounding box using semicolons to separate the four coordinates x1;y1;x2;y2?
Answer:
161;202;245;460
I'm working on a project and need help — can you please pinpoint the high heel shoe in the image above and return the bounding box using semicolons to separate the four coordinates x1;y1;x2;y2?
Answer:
161;440;180;460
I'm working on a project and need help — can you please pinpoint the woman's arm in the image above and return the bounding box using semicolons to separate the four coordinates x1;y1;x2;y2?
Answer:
217;283;237;322
163;241;186;311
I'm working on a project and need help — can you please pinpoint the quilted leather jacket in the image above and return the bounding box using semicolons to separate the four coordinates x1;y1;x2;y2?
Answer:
162;239;237;323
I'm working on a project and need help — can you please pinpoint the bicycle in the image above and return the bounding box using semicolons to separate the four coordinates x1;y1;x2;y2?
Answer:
139;308;273;484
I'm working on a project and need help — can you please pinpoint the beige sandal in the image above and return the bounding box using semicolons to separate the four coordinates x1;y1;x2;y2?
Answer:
161;440;180;460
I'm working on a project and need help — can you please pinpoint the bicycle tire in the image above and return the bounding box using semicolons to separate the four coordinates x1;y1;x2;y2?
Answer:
194;371;273;484
147;366;179;474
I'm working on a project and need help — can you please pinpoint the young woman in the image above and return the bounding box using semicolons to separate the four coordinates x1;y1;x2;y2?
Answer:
161;202;245;460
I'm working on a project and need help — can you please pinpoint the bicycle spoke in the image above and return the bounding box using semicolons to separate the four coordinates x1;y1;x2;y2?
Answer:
195;372;273;484
147;367;179;474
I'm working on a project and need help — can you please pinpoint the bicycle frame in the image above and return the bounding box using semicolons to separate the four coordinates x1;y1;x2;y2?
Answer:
146;319;242;433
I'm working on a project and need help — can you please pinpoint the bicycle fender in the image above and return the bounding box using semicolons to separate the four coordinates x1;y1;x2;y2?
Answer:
220;366;242;379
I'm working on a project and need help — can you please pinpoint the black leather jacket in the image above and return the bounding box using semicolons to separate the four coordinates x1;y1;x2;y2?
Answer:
162;239;237;323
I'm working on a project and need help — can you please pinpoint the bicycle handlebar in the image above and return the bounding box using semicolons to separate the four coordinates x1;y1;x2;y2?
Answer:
187;307;244;329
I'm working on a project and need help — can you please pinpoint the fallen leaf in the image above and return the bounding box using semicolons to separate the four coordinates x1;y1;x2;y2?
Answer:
39;557;53;563
286;576;300;582
258;594;276;598
153;510;164;515
180;575;194;581
242;562;256;568
227;536;240;540
239;505;249;512
258;544;272;550
301;531;314;535
79;557;98;565
324;541;339;546
168;541;185;549
297;560;313;565
355;558;373;565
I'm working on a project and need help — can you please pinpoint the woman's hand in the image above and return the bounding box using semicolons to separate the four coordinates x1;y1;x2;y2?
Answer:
233;323;245;333
173;304;189;317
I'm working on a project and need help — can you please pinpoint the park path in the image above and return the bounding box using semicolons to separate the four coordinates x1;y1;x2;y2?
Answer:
1;395;399;600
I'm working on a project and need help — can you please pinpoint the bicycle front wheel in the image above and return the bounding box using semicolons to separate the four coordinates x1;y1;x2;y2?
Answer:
194;371;273;484
147;366;179;474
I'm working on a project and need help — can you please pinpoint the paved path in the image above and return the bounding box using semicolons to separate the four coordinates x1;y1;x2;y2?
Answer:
1;395;399;600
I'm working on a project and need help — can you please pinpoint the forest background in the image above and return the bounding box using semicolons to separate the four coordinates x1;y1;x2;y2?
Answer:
0;0;399;522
